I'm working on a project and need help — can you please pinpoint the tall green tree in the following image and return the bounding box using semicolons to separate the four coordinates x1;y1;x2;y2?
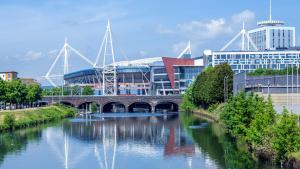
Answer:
26;84;42;106
5;80;27;109
192;63;233;106
0;80;6;102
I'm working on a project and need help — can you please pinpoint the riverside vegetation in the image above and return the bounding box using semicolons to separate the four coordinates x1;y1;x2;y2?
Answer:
180;63;300;168
0;79;76;132
0;105;76;132
0;79;42;110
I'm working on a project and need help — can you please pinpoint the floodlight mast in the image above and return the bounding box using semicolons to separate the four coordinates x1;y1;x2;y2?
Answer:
177;41;192;58
94;20;117;96
45;39;94;87
220;23;258;51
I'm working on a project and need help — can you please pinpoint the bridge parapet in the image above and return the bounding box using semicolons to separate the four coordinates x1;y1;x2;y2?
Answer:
42;95;182;113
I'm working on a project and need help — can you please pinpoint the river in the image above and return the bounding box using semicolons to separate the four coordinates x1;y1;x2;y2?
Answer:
0;113;278;169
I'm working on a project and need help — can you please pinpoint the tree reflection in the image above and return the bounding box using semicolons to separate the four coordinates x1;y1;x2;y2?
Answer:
180;113;278;169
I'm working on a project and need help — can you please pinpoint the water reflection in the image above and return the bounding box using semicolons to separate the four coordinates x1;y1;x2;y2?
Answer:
0;113;279;169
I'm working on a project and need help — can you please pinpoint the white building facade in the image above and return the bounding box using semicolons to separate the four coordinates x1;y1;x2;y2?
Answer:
204;50;300;74
248;24;296;51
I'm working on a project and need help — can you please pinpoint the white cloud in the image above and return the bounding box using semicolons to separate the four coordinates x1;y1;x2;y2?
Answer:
24;50;43;60
177;18;232;39
11;50;43;61
231;10;255;24
156;10;256;54
82;11;128;24
156;24;174;34
47;49;59;58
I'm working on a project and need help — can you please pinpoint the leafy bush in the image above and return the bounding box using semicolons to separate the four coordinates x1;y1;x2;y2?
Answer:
180;85;196;112
220;92;300;164
192;63;233;106
208;103;220;113
3;113;16;129
271;109;300;162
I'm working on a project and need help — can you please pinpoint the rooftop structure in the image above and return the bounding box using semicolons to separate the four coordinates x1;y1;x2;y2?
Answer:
248;0;296;50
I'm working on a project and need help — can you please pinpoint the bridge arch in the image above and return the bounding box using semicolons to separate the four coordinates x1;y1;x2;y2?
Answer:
155;101;179;113
59;101;75;107
102;102;126;113
78;102;100;113
128;102;152;113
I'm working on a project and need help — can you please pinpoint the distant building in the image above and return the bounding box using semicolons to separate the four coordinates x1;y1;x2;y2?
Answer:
248;21;295;51
248;0;296;50
233;71;300;94
63;56;204;95
204;49;300;74
0;71;18;81
20;78;39;85
204;0;299;74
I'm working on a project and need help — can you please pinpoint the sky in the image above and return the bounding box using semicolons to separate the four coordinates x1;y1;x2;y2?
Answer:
0;0;299;85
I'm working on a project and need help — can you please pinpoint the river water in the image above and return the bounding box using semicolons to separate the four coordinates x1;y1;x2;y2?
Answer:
0;113;278;169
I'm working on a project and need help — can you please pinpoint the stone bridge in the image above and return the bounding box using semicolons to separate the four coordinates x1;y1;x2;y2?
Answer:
42;95;182;113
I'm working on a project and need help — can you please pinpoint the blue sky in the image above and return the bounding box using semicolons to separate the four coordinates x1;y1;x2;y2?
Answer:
0;0;299;85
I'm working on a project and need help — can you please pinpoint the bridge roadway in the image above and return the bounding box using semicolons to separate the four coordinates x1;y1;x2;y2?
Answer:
42;95;182;113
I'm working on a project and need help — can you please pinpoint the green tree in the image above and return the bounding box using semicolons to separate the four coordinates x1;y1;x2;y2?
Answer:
82;86;94;95
220;92;266;138
5;80;27;109
192;63;233;106
180;84;196;112
0;80;7;108
26;84;42;107
246;96;276;151
271;109;300;163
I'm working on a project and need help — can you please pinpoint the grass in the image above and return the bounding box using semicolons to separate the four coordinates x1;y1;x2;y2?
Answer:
290;152;300;161
0;105;76;132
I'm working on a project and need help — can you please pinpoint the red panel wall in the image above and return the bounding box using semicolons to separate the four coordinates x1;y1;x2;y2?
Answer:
162;57;194;89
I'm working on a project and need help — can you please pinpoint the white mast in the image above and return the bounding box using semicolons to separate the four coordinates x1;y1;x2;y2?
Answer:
45;39;94;87
221;23;258;51
94;20;117;95
177;41;192;58
269;0;272;21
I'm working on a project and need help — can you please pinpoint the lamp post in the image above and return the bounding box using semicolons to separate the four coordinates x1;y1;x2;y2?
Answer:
224;76;228;102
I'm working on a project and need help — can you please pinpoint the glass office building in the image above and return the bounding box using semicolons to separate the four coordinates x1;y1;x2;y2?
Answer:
204;49;300;74
248;26;296;50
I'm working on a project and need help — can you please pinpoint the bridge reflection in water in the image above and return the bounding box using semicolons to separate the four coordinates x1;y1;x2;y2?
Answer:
45;114;197;169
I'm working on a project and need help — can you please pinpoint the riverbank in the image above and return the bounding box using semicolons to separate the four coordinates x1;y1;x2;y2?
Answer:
0;105;76;132
191;107;300;169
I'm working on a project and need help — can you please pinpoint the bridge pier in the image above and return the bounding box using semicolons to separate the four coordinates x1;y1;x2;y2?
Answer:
151;106;155;113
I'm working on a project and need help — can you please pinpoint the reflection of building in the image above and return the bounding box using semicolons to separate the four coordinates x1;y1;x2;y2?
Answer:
164;127;195;156
63;115;195;155
64;56;204;95
0;71;18;81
